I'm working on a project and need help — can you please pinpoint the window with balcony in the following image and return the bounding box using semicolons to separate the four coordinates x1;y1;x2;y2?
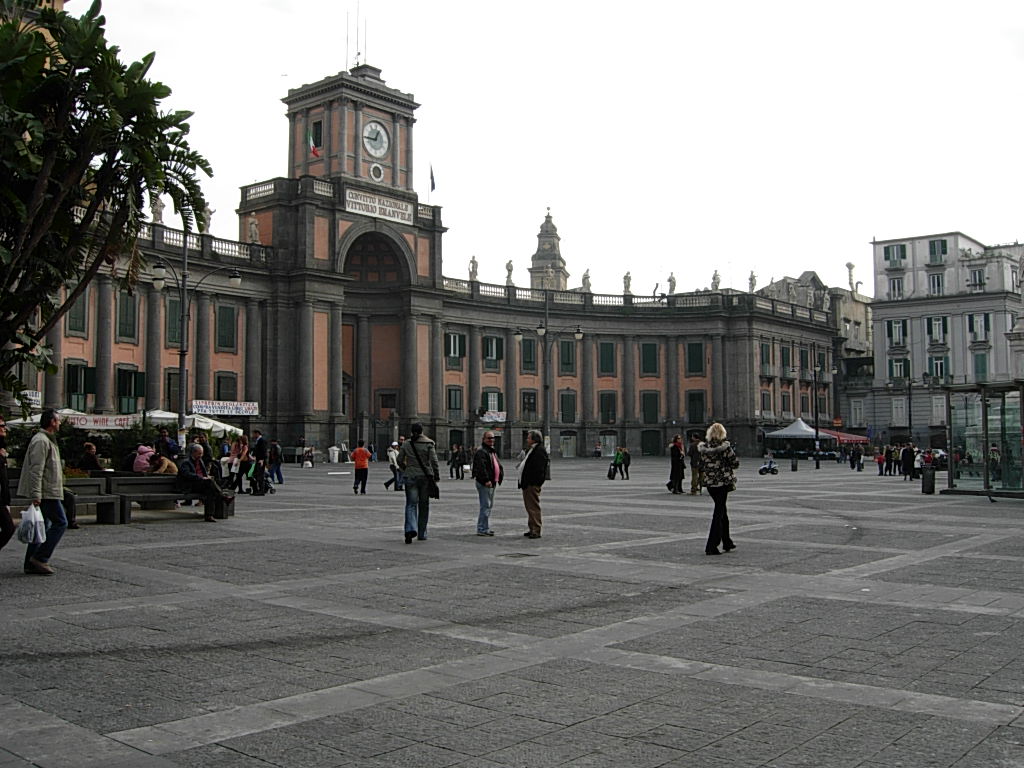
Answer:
928;356;948;380
891;397;907;426
931;395;946;426
888;358;909;379
447;387;463;419
928;272;944;296
968;313;990;341
888;277;903;300
446;332;466;370
165;370;180;412
760;342;772;366
928;239;947;263
886;319;907;346
482;390;503;412
520;390;537;421
760;389;772;415
599;392;616;424
165;295;181;346
926;316;947;344
850;399;864;427
65;362;88;411
883;244;907;262
781;391;792;416
116;368;143;414
800;393;809;415
483;335;504;371
969;268;985;293
780;346;792;373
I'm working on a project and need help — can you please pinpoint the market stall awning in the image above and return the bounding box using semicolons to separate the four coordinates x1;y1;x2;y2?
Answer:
763;418;828;439
818;427;869;444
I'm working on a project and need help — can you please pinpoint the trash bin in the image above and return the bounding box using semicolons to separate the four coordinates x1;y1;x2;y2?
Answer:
790;457;798;472
921;466;936;494
328;445;340;464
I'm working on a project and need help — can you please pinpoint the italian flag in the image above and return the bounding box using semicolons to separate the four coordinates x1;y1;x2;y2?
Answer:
307;128;320;158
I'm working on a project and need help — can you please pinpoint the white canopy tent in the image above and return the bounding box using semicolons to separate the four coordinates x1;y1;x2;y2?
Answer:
763;418;826;440
6;408;86;426
143;410;244;437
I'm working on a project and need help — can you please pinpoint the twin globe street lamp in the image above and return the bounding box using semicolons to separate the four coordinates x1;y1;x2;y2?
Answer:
151;220;241;442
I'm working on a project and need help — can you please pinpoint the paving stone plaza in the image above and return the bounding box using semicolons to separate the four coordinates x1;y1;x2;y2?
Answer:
2;457;1023;767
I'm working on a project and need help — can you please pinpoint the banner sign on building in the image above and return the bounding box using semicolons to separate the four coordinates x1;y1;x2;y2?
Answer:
64;414;139;430
344;189;414;225
191;400;260;416
191;400;259;416
480;411;507;423
24;390;41;408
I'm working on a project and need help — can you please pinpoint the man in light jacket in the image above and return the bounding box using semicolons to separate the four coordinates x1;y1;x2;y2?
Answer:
17;409;67;575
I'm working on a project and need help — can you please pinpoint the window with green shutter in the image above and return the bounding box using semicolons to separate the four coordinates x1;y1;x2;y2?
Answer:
641;391;659;424
520;338;536;373
559;339;576;375
686;391;706;424
117;291;137;341
166;296;181;346
559;391;576;423
598;392;616;424
598;342;615;375
685;342;704;376
66;285;87;335
640;342;658;375
216;305;236;350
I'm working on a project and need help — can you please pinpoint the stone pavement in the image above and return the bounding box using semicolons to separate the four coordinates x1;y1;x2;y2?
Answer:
1;457;1023;767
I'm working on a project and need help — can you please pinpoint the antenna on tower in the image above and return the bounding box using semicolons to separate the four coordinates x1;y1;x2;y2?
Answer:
355;0;361;65
345;11;350;70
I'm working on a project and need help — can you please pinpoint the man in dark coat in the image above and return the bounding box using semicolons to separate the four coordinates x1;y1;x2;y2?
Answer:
518;430;548;539
177;444;234;521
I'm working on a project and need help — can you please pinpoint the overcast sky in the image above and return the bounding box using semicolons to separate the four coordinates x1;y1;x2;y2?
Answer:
96;0;1024;298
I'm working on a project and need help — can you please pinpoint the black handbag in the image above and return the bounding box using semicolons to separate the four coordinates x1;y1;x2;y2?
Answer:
409;440;440;499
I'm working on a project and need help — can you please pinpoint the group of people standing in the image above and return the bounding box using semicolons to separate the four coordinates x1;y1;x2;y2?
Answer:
667;434;704;495
395;424;549;544
872;443;931;480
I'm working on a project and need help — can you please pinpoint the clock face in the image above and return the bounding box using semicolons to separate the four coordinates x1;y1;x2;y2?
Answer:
362;121;390;158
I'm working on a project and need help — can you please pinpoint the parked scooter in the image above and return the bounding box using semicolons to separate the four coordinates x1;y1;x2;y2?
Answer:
758;457;779;475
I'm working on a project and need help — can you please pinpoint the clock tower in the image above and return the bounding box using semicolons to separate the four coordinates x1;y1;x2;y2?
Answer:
283;64;419;189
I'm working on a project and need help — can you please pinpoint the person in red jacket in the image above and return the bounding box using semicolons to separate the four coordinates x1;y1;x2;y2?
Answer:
351;440;371;495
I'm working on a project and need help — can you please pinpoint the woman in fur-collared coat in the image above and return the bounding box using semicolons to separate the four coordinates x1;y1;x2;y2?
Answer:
698;422;739;556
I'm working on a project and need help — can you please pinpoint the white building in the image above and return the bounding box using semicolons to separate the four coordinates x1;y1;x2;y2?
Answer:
853;231;1022;446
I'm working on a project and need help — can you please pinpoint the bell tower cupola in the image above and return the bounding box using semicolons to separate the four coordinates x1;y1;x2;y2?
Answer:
528;209;569;290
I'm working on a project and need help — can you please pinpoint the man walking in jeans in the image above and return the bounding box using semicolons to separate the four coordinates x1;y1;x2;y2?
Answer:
17;409;68;575
471;431;503;536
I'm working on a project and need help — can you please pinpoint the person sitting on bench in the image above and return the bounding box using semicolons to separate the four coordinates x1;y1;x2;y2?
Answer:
177;444;233;522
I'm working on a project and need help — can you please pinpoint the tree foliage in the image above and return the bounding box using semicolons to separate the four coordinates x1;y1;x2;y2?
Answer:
0;0;212;413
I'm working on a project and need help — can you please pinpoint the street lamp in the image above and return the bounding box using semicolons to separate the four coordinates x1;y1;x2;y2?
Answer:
812;364;821;469
151;219;242;443
513;311;582;455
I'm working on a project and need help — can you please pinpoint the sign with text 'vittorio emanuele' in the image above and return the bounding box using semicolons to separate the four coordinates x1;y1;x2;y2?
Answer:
344;189;414;225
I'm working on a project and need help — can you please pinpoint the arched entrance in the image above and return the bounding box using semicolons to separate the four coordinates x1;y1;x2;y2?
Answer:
342;232;408;285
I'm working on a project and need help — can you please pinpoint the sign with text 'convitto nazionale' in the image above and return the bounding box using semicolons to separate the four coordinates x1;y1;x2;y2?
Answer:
191;400;260;416
344;189;414;225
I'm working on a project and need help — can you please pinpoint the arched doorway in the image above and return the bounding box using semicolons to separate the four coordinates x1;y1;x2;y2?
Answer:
342;232;408;285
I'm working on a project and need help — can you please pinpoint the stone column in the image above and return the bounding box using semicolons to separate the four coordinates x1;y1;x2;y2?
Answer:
324;98;334;176
194;293;211;400
468;327;482;421
401;315;417;418
391;113;401;187
299;301;315;415
145;285;162;409
43;322;62;409
329;303;344;416
665;334;679;421
712;334;725;421
353;103;364;179
621;334;635;423
504;327;518;423
405;116;414;191
581;335;594;425
93;274;114;413
245;297;261;405
430;317;444;418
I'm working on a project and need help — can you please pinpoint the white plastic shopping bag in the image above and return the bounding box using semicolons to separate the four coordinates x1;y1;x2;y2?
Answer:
16;503;46;545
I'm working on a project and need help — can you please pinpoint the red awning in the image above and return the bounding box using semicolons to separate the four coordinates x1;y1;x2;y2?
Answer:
818;427;869;444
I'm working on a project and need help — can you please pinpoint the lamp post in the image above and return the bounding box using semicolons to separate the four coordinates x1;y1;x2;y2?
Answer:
812;364;821;469
151;219;241;444
513;287;582;455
